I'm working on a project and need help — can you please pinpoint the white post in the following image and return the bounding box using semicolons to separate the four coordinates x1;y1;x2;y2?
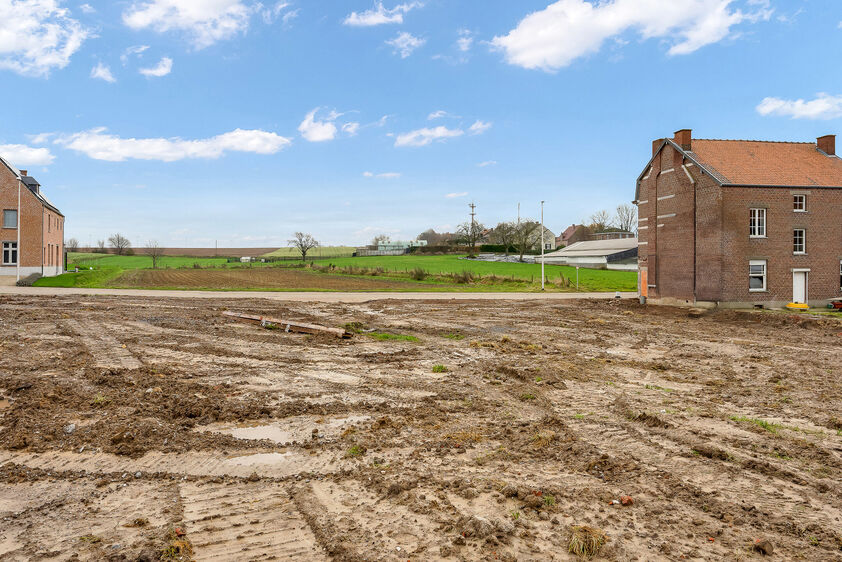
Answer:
540;200;545;291
16;179;21;282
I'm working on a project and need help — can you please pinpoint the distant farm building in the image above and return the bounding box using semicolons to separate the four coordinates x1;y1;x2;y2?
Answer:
0;157;65;280
538;238;638;270
356;240;427;256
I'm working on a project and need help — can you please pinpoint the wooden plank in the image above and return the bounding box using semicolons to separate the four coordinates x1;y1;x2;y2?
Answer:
222;311;351;338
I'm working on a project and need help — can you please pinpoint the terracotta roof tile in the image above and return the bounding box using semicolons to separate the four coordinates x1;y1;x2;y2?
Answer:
687;139;842;187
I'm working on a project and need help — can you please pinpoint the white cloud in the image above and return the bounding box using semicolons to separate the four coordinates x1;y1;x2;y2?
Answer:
27;132;54;144
342;122;360;136
79;3;95;13
343;2;422;26
0;144;55;166
386;32;425;58
56;127;291;162
90;62;116;83
456;29;473;52
469;120;492;135
121;44;150;65
492;0;772;72
139;56;173;77
0;0;90;77
261;1;291;24
363;171;401;179
281;8;299;25
445;192;468;198
395;126;464;147
298;108;339;142
123;0;257;49
477;160;497;167
427;110;456;120
756;93;842;120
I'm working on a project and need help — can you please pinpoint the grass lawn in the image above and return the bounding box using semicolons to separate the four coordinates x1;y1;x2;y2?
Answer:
36;253;637;292
317;255;637;292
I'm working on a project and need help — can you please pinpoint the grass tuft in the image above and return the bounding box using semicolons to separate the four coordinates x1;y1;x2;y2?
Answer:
568;525;607;559
432;364;448;373
730;416;782;434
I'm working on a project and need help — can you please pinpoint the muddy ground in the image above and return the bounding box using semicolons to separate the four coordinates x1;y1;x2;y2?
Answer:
0;295;840;561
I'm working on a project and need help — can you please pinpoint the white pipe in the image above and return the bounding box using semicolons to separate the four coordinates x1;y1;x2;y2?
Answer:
16;179;21;282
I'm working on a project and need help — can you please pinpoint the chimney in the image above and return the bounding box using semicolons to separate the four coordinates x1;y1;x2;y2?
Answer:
652;138;662;156
674;129;692;150
19;169;27;176
817;134;835;156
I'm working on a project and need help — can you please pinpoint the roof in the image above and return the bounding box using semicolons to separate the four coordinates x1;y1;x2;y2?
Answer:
640;138;842;192
542;237;638;258
559;224;579;240
0;156;63;216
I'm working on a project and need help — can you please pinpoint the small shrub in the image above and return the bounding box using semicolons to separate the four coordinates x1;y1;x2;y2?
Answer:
452;270;475;284
568;525;607;559
409;267;428;281
432;364;448;373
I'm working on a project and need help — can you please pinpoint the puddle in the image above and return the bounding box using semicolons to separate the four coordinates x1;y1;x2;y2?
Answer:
225;452;295;467
198;415;370;445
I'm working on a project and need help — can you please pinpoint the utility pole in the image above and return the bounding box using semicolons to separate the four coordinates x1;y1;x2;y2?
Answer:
517;202;520;225
469;202;477;252
540;200;545;291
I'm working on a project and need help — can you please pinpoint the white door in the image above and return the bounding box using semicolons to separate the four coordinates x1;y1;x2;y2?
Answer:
792;271;808;304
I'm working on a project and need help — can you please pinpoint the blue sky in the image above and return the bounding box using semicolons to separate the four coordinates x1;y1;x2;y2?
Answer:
0;0;839;247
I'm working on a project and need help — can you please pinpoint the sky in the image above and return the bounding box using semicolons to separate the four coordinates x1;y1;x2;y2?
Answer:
1;0;840;248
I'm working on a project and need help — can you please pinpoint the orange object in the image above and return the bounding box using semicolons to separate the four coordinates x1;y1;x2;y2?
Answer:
620;495;633;506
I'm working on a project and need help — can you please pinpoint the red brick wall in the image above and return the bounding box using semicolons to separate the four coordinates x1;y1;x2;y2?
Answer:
720;187;842;303
0;164;64;273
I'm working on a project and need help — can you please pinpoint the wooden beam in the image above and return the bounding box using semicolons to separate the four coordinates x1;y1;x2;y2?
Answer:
223;311;351;339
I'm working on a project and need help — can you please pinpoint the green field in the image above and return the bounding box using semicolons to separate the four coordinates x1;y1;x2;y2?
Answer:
316;255;636;292
262;246;356;258
37;253;637;292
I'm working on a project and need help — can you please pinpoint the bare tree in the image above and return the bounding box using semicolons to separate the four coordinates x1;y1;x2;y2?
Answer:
456;220;486;256
370;234;391;247
615;204;638;234
490;221;516;256
147;240;164;269
95;239;107;254
108;233;131;255
513;219;542;262
588;210;612;233
66;238;79;253
288;232;320;261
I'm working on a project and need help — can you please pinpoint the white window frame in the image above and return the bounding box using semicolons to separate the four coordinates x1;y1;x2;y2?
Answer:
749;208;766;238
749;259;767;292
2;241;17;265
793;229;806;254
793;194;806;212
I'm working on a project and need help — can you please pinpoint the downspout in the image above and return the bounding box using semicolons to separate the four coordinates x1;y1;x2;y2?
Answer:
40;208;44;276
16;179;21;282
682;162;696;301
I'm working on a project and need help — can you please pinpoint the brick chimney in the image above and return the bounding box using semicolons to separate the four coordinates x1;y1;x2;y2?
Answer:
652;138;662;156
19;169;27;176
817;134;835;156
673;129;692;150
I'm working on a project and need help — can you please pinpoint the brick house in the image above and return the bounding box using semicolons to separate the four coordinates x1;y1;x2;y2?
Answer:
635;129;842;308
0;156;65;279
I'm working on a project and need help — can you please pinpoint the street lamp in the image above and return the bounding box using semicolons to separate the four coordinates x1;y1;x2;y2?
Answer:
540;200;545;291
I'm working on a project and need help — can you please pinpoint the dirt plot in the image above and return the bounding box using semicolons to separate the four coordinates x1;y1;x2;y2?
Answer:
0;295;841;561
111;268;443;291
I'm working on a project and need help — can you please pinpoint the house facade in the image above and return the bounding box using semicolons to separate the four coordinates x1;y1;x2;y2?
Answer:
0;157;65;279
635;129;842;307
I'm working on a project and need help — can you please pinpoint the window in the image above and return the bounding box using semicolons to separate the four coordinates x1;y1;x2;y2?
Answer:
749;260;767;292
793;194;806;212
749;208;766;237
2;242;17;265
793;229;806;254
3;210;17;229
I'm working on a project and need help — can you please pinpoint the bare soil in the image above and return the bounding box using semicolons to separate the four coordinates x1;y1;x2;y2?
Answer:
0;295;841;561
